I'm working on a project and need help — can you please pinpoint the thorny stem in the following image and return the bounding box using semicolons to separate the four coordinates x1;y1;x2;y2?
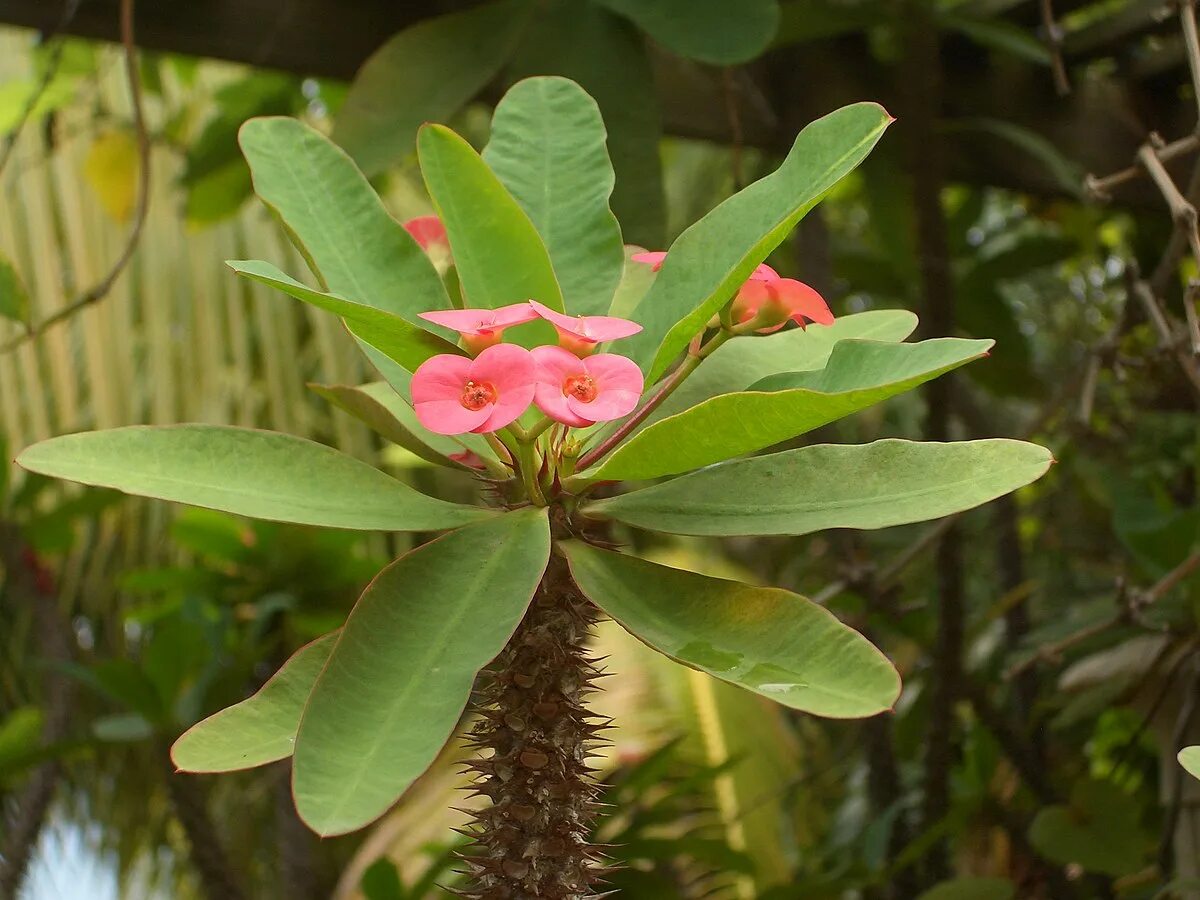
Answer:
460;552;607;898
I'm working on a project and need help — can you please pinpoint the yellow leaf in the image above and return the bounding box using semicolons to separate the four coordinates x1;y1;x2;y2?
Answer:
84;130;138;222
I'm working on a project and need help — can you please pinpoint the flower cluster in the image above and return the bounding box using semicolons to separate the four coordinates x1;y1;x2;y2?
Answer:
411;301;645;435
631;251;832;331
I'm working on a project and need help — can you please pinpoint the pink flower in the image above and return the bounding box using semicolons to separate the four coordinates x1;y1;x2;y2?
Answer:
631;251;667;272
730;272;833;333
449;449;487;469
404;216;452;270
419;304;540;354
411;344;536;435
403;216;447;251
528;300;642;358
531;345;643;426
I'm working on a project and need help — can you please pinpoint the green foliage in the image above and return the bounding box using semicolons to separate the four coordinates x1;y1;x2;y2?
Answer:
418;123;565;332
0;254;29;325
171;632;337;772
292;509;550;835
239;117;449;321
181;73;302;223
228;260;458;373
566;543;900;717
619;102;892;381
916;878;1016;900
16;425;491;531
589;439;1052;536
308;382;467;468
642;309;919;427
508;0;666;247
1181;746;1200;781
591;0;780;64
482;76;624;317
333;0;532;178
589;337;991;479
1027;779;1150;877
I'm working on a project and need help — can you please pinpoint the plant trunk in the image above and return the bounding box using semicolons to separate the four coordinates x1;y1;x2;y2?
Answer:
460;552;606;899
162;755;248;900
0;534;73;900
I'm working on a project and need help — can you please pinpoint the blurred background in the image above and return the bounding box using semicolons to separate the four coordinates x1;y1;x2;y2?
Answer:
0;1;1198;898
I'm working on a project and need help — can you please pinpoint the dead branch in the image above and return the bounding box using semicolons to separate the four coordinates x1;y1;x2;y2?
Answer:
0;0;150;356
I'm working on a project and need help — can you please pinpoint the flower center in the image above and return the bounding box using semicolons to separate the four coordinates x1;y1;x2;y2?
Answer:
564;373;597;403
460;380;497;410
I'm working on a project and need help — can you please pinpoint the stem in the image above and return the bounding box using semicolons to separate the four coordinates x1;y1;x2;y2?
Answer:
575;327;735;473
515;440;547;507
462;552;605;897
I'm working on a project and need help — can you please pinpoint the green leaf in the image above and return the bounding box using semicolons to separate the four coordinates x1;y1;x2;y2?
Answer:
589;337;989;480
508;0;665;247
0;707;44;775
637;310;919;431
592;0;780;64
1028;779;1148;877
228;260;458;373
586;439;1053;536
564;543;899;717
916;878;1016;900
239;117;449;320
360;858;406;900
938;12;1050;64
172;633;337;772
483;77;624;316
0;255;30;324
293;508;550;835
333;0;531;178
620;103;892;381
944;118;1086;199
17;426;491;532
418;124;564;334
1181;746;1200;781
309;382;463;468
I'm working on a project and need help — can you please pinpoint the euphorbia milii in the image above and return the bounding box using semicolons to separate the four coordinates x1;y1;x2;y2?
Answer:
419;304;540;354
630;250;667;271
531;345;643;426
528;300;642;357
411;344;536;435
731;270;833;332
403;215;453;271
403;215;448;251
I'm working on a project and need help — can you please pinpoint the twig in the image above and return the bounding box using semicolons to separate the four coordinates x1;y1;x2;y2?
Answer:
1005;548;1200;678
1139;141;1200;261
1085;134;1200;199
0;0;84;177
0;0;150;357
1131;277;1200;392
1039;0;1071;96
1181;0;1200;124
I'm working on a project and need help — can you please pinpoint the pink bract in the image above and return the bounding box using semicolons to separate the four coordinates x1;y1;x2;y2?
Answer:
419;304;540;354
630;251;667;272
411;344;536;435
403;216;448;251
731;273;833;333
531;345;643;427
528;300;642;357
